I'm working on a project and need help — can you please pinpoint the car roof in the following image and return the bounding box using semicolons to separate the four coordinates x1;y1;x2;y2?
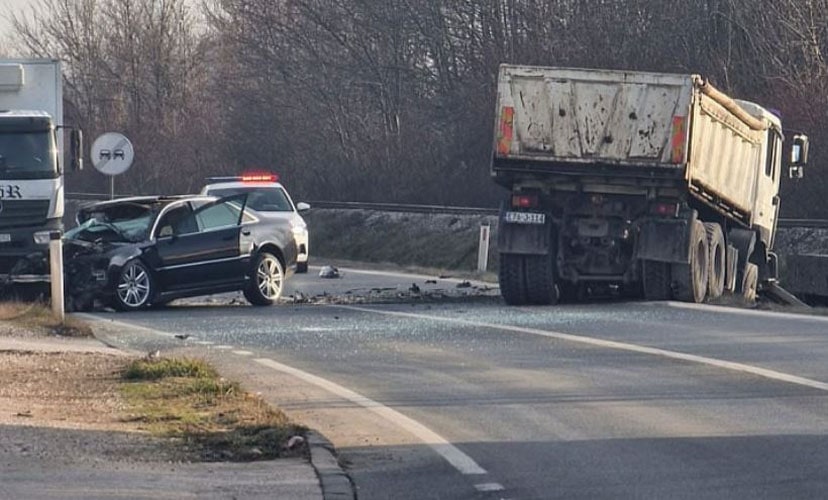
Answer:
82;195;215;210
202;181;286;191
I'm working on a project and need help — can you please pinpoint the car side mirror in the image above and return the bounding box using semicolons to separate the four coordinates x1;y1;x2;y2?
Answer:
296;202;311;213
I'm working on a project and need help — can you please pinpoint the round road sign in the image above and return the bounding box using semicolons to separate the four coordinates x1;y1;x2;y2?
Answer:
91;132;134;176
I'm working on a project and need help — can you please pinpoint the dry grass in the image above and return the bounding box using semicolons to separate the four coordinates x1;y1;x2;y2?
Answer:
0;301;92;337
121;357;306;461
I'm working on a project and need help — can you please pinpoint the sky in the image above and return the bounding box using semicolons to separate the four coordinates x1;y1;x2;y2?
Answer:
0;0;32;48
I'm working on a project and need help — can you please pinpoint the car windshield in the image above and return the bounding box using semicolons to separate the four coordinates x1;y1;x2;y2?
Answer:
207;187;293;212
66;203;157;243
0;130;56;179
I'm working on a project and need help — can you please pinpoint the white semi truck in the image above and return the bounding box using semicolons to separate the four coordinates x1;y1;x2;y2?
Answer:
492;65;809;305
0;59;82;283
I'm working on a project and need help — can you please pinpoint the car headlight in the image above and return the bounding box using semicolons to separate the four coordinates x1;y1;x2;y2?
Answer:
33;231;52;245
291;224;307;236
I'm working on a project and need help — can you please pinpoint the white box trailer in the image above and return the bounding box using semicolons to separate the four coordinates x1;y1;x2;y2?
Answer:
492;65;808;305
0;59;81;283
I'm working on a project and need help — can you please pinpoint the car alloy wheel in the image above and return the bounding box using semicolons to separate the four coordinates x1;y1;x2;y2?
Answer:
246;252;284;306
115;260;152;310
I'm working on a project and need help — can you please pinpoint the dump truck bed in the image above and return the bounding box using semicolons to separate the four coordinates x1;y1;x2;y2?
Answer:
492;65;774;226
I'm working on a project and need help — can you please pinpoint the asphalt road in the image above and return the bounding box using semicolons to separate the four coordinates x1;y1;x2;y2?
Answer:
81;268;828;499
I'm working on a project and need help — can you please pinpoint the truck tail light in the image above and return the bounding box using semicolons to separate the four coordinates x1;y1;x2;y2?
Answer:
497;106;515;156
512;194;539;208
670;116;687;164
651;201;679;217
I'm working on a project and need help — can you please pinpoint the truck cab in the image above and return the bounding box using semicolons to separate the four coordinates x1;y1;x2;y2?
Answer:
0;60;81;283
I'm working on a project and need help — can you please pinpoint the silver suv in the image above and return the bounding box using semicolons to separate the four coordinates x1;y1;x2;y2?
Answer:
201;174;310;273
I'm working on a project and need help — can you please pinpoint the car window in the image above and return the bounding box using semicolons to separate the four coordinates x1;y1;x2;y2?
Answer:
196;202;239;231
207;187;294;212
155;204;197;238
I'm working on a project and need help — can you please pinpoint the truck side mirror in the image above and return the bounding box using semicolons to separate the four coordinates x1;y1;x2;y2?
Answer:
791;134;809;166
70;129;83;171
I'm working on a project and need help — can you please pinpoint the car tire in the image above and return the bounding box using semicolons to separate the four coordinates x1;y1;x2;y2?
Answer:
296;261;309;274
113;260;154;311
244;251;285;306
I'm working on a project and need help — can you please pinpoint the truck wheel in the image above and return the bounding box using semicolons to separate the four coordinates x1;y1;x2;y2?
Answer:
672;220;709;303
113;260;154;311
704;222;726;300
741;263;758;302
642;260;672;300
499;253;528;305
244;251;284;306
524;254;558;305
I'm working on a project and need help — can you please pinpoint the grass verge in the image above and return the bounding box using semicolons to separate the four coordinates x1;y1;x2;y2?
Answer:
121;356;306;462
0;301;92;337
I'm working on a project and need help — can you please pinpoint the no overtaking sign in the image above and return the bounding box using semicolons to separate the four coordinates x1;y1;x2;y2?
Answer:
91;132;134;176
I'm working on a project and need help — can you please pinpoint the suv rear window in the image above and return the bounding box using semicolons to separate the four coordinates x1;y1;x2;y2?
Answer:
207;187;293;212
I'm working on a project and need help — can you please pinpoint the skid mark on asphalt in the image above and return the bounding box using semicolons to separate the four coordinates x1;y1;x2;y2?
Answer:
254;358;488;476
339;306;828;393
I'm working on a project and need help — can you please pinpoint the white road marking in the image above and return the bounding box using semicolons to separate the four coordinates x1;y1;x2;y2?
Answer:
475;483;505;492
232;350;253;356
196;341;214;345
212;345;234;350
662;301;828;323
254;358;487;475
340;306;828;393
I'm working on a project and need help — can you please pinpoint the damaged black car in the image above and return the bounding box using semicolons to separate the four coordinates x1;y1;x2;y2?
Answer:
65;195;297;311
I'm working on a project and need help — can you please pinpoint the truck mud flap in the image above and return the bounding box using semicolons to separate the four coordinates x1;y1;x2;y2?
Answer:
497;220;552;255
636;218;691;264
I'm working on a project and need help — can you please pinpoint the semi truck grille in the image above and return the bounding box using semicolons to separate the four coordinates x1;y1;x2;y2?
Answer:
0;200;50;228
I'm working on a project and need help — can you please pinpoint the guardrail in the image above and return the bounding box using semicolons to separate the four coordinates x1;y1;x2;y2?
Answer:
65;193;828;227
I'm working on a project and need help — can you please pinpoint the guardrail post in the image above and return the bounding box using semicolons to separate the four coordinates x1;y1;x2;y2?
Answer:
49;231;64;323
477;224;490;272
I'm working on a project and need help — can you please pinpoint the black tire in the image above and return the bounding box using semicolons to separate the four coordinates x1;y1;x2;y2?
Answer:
112;260;154;311
524;254;558;305
741;263;758;302
499;253;528;305
672;220;709;303
642;260;672;300
244;251;285;306
704;222;726;300
296;261;309;274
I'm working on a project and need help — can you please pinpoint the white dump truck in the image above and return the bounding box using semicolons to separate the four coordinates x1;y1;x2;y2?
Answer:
0;59;82;283
492;64;809;305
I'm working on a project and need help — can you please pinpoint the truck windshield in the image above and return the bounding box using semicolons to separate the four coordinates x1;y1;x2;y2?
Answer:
0;131;56;179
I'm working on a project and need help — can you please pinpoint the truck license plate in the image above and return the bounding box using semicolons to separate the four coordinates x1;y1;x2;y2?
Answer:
0;234;10;243
504;211;546;224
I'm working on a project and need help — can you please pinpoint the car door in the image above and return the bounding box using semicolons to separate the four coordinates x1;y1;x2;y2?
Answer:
152;197;245;291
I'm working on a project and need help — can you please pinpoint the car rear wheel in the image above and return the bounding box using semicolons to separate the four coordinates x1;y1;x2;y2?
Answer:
244;251;284;306
113;260;153;311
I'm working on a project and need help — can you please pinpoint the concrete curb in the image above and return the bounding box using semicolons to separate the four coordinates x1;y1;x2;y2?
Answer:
307;431;357;500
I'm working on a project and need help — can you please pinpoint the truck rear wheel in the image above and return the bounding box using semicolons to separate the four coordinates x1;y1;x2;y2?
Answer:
741;263;758;302
672;220;709;303
704;222;726;300
642;260;672;300
524;254;558;305
499;253;529;305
